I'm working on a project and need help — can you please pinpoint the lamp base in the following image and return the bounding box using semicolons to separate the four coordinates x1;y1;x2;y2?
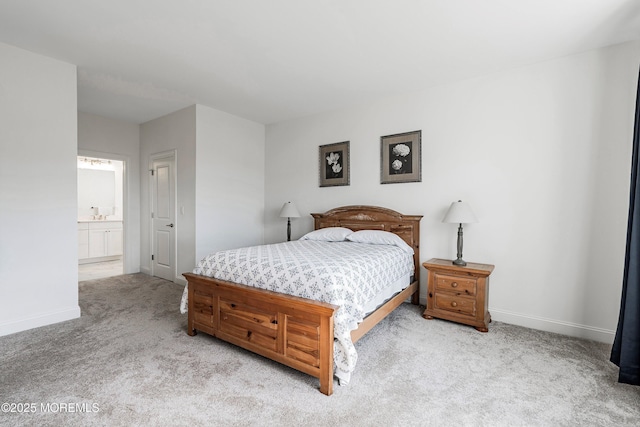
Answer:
452;224;467;266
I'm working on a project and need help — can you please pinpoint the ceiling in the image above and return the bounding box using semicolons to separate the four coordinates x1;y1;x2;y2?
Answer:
1;0;639;125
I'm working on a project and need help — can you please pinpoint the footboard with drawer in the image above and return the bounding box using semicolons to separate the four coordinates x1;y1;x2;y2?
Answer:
185;272;337;395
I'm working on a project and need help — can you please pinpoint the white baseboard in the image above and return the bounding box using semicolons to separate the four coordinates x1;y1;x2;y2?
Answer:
0;306;81;337
416;294;615;343
490;308;615;344
140;266;151;275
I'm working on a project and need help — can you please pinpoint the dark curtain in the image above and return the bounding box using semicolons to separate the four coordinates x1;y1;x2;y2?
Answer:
611;68;640;386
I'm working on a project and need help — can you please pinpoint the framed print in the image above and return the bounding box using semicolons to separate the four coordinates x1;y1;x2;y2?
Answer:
380;130;421;184
319;141;350;187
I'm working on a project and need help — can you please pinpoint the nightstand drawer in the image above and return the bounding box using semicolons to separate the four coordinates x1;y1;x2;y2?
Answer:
434;293;476;316
435;274;477;296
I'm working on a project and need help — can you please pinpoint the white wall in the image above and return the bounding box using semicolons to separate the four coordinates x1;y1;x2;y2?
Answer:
139;104;265;284
195;104;265;260
140;106;197;282
78;112;141;274
265;41;640;343
0;42;79;336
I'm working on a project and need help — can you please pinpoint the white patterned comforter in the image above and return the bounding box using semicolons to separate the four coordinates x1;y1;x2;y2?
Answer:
180;240;414;384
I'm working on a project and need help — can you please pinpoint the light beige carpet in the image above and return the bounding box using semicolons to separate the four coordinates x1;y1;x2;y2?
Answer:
0;273;639;426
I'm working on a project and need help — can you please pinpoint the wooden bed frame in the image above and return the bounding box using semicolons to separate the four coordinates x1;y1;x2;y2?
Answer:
183;205;422;395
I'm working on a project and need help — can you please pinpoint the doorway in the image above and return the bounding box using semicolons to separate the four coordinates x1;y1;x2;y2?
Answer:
77;155;125;281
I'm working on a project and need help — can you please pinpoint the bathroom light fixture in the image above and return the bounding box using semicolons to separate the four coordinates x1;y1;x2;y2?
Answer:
79;157;112;166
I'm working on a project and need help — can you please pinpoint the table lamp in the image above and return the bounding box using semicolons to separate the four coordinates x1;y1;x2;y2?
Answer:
442;200;478;266
279;201;300;241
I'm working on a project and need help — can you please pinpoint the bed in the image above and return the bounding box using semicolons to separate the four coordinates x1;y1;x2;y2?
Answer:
182;205;422;395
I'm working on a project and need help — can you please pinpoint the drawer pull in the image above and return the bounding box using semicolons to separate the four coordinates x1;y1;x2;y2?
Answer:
451;301;458;307
451;282;458;288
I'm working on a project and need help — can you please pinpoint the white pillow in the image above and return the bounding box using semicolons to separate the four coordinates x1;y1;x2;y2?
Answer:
346;230;414;254
299;227;353;242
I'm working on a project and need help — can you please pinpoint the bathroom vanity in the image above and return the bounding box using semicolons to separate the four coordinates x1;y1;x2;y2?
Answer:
78;220;123;263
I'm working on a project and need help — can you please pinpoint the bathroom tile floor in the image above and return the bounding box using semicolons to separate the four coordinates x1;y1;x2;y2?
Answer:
79;259;123;282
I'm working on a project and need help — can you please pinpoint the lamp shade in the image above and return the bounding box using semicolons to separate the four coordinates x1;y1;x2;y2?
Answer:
442;200;478;224
279;201;300;218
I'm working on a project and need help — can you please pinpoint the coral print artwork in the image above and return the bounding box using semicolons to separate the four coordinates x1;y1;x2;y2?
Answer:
389;142;412;175
319;141;350;187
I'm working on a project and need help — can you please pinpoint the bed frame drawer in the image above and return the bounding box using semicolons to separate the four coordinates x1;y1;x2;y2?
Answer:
192;289;215;329
219;299;278;352
286;316;321;368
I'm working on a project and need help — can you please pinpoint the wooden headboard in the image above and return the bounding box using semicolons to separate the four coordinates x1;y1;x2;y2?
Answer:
311;205;423;282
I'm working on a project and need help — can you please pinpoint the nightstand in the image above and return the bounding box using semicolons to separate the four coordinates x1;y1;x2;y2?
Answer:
422;258;495;332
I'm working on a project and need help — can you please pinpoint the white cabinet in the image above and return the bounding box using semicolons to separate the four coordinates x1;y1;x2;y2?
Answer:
106;227;123;256
88;228;107;258
78;223;89;259
79;221;123;261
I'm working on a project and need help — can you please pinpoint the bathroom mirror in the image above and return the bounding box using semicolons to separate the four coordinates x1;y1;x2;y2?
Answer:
78;169;116;217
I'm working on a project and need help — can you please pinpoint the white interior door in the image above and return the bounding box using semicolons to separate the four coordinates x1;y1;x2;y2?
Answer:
151;155;176;281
